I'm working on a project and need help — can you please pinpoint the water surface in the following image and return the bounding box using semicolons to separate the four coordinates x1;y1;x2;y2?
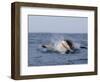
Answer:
28;33;88;66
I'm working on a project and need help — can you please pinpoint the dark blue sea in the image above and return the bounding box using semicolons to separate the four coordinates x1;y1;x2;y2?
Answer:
28;33;88;66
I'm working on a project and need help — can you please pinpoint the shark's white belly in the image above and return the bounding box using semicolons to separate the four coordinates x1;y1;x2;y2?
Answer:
54;41;69;54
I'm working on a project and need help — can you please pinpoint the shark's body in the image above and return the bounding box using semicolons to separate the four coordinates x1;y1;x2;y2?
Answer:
40;40;86;54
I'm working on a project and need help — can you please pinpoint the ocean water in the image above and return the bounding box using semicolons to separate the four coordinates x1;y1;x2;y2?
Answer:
28;33;88;66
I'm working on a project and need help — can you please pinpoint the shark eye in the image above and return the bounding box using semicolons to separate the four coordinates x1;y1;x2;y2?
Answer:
42;45;46;48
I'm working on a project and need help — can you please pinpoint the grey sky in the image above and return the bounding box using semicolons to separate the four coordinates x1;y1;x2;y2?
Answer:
28;15;88;33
